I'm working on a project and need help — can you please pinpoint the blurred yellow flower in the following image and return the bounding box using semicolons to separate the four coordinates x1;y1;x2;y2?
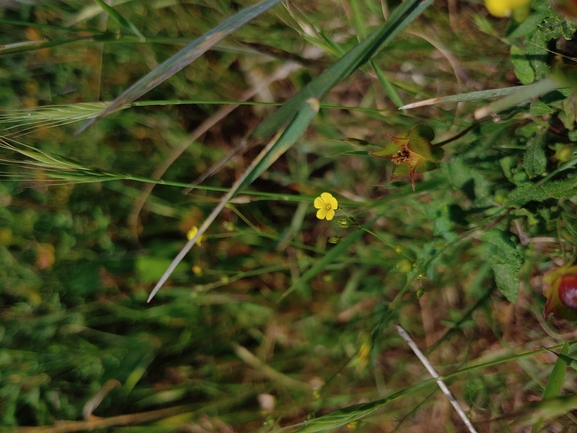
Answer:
314;192;338;221
186;226;203;246
485;0;531;17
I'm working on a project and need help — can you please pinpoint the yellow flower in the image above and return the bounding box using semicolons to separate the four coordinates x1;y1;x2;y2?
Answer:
186;226;203;246
485;0;531;17
314;192;338;221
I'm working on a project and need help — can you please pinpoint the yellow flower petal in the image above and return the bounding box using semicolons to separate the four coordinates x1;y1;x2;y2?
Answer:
314;197;325;209
186;226;203;246
313;192;339;220
316;208;328;220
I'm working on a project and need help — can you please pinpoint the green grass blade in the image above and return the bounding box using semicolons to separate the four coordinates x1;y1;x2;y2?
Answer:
280;227;367;301
399;86;534;110
0;18;104;34
146;98;320;302
293;401;381;433
371;59;404;108
77;0;285;134
474;76;562;119
93;0;145;40
533;343;570;431
542;343;570;400
252;0;434;139
0;36;96;55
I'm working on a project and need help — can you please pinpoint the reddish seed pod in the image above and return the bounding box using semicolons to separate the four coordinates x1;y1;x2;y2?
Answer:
558;275;577;310
543;265;577;320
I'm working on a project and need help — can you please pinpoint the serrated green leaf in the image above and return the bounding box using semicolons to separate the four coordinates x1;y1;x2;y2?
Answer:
526;40;549;82
511;45;535;85
530;100;553;116
505;176;577;207
481;230;522;302
481;229;522;268
492;263;520;303
524;130;547;178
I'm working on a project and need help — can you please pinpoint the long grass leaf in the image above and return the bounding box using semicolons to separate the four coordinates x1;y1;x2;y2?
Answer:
146;98;320;302
399;86;533;110
474;76;562;119
533;343;570;432
77;0;284;134
252;0;434;139
93;0;145;40
280;227;366;301
543;343;570;399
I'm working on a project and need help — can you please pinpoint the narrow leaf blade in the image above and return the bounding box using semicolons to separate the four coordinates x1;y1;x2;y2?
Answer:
77;0;284;133
252;0;434;139
93;0;145;40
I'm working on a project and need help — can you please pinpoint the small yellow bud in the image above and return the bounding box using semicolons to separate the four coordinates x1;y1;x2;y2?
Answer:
484;0;531;18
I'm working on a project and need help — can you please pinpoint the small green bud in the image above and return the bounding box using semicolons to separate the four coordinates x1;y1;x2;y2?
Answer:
336;218;350;229
397;259;412;273
328;236;341;244
556;145;573;163
394;245;404;254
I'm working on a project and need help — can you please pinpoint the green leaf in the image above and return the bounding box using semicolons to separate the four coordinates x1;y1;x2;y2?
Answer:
505;177;577;207
93;0;145;40
524;129;547;178
492;263;521;303
481;230;522;302
542;343;569;400
481;230;522;268
511;45;535;85
530;100;553;116
78;0;285;133
252;0;434;139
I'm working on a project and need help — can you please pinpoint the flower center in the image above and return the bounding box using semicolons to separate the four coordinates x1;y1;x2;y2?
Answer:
390;146;411;165
325;203;333;210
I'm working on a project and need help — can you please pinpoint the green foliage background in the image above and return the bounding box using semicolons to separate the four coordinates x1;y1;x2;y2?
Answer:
2;0;577;432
